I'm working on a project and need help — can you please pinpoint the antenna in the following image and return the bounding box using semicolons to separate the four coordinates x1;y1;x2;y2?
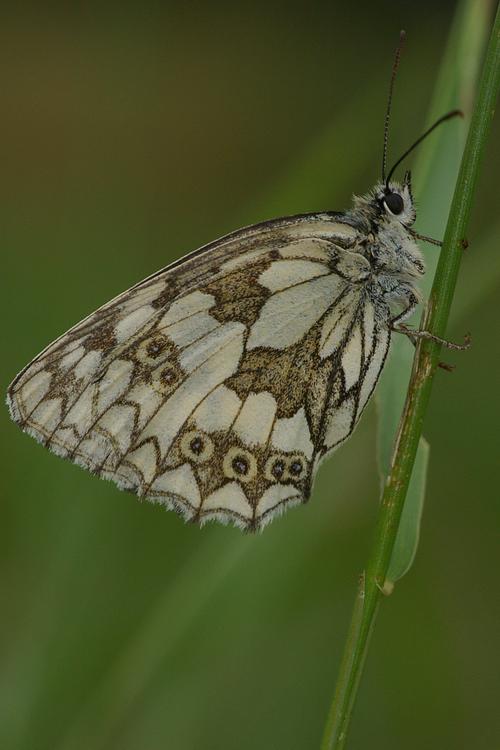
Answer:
385;109;463;187
382;30;406;183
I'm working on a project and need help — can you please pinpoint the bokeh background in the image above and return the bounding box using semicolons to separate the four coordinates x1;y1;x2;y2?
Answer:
1;2;499;749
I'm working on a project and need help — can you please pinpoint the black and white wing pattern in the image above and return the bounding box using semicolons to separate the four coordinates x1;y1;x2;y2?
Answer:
7;213;390;530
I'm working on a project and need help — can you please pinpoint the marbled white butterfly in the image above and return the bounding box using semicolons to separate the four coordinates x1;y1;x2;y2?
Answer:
7;34;465;531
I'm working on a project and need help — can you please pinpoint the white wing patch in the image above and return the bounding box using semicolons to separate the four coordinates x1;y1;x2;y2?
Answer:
60;346;86;370
258;484;301;519
192;385;242;433
149;464;201;508
258;259;329;292
319;288;360;358
159;291;215;328
179;322;244;374
114;306;155;344
247;273;346;350
358;326;390;413
31;398;63;435
324;397;356;449
164;311;220;348
201;483;252;521
278;238;333;261
8;211;395;531
14;369;52;418
341;324;363;391
126;384;164;430
233;392;277;447
97;359;134;412
271;407;314;459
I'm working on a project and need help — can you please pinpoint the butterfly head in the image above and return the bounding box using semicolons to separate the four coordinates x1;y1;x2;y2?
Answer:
376;170;415;227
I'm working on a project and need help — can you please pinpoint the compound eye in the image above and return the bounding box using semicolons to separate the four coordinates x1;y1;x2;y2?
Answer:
383;192;404;216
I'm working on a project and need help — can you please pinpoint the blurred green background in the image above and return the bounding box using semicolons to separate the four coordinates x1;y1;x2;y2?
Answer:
1;2;499;749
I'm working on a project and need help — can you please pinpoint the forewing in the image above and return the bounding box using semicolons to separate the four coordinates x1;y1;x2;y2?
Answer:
7;212;387;530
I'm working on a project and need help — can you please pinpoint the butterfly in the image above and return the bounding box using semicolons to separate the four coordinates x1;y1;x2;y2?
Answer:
6;35;463;531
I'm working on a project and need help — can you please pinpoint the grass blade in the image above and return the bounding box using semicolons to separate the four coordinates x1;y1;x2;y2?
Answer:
321;2;499;747
377;0;493;584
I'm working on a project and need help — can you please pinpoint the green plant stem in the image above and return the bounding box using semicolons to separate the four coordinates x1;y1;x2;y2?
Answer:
320;7;500;750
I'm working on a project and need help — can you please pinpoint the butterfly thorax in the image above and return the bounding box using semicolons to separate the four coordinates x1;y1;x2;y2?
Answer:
344;179;425;315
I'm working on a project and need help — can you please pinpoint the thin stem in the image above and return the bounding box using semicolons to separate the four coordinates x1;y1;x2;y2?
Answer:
320;6;500;750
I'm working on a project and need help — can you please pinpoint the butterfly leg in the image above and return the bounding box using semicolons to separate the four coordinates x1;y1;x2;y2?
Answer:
390;290;470;370
392;323;471;351
393;324;471;371
408;228;442;247
394;329;454;372
409;228;470;250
